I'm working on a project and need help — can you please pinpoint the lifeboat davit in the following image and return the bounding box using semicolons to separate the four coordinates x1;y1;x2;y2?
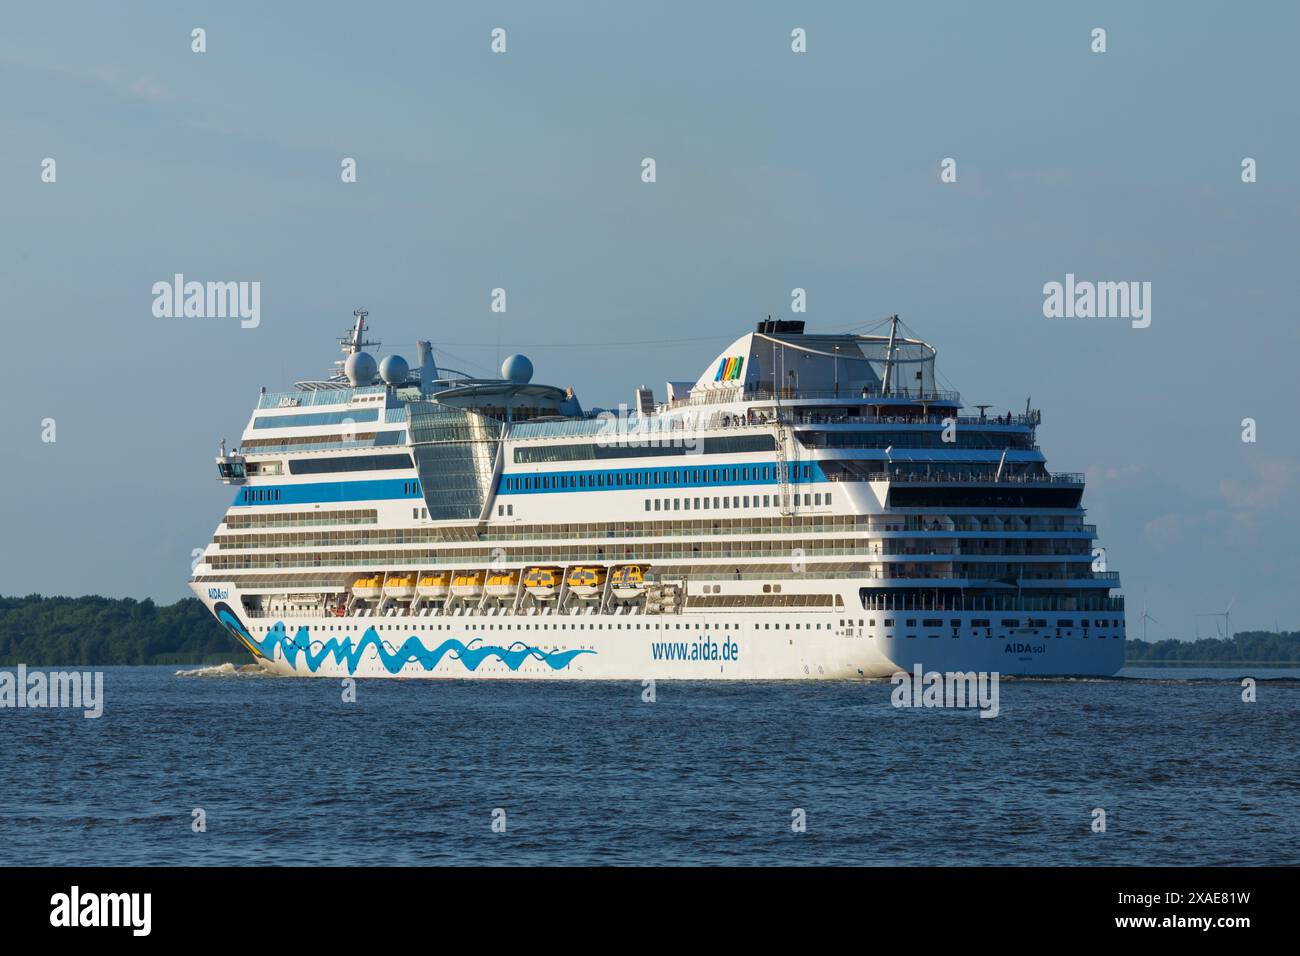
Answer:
567;565;607;598
384;573;416;600
611;564;646;599
486;570;519;598
450;571;484;598
522;566;562;599
352;575;382;600
417;572;450;599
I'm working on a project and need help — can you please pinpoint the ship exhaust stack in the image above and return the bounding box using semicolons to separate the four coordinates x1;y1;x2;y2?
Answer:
417;340;437;396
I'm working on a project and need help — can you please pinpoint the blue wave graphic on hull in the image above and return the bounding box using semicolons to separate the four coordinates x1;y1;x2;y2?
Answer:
215;605;593;675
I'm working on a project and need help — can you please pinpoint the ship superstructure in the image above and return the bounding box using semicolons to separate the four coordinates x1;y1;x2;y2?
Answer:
193;312;1125;678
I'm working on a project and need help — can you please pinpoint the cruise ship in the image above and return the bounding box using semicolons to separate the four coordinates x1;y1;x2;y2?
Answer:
192;311;1126;679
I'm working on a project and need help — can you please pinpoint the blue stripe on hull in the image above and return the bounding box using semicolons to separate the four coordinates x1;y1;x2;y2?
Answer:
232;478;422;506
499;462;829;495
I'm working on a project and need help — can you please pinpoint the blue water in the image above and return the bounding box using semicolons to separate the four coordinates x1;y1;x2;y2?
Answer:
1;665;1297;865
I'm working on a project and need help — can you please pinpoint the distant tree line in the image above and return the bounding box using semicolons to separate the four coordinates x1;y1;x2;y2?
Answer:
1126;631;1300;664
0;595;239;666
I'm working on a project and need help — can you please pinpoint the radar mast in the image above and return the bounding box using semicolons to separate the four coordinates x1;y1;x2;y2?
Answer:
342;308;380;355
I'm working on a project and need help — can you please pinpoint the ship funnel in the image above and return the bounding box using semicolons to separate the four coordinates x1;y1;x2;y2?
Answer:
417;340;437;395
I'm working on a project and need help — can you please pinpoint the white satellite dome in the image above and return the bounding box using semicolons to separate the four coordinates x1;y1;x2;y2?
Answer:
379;354;409;385
501;353;534;384
345;351;378;386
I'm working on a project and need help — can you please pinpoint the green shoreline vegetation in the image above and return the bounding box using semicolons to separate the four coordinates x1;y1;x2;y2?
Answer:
0;595;239;666
0;595;1297;667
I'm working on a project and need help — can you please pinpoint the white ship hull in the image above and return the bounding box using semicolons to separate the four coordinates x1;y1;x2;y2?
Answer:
197;587;1125;680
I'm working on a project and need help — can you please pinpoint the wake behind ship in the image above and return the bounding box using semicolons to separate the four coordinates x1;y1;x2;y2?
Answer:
192;313;1126;679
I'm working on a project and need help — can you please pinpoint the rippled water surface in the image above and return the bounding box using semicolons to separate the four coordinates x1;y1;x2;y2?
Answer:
2;665;1297;865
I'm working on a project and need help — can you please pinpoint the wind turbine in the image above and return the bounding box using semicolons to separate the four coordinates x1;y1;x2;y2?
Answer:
1139;588;1158;642
1196;593;1237;641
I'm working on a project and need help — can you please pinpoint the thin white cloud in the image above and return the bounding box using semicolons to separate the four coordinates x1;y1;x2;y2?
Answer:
0;53;170;102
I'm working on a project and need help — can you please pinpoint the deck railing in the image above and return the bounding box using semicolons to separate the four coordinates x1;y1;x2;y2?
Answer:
667;384;962;410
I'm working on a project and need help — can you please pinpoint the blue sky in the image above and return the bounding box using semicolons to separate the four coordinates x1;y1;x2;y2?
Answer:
2;2;1297;637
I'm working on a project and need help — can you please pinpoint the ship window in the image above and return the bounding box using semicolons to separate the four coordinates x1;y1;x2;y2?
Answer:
644;500;651;511
743;496;750;507
763;495;770;507
507;505;513;516
826;493;832;505
673;499;680;510
693;497;700;508
803;494;811;506
289;453;413;475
